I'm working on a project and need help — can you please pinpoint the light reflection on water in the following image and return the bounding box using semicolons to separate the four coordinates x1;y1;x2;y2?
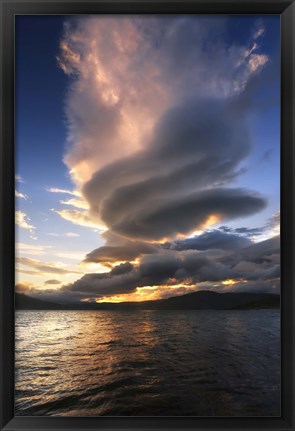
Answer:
15;310;280;416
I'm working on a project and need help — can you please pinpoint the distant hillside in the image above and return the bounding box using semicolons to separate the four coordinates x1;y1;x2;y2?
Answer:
15;291;280;311
15;293;64;310
234;296;281;310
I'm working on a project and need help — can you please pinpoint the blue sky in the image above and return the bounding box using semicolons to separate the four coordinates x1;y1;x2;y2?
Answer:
16;16;102;272
16;17;67;185
15;15;280;303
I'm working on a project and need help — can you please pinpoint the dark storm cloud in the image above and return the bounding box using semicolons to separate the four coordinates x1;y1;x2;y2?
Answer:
236;235;280;264
220;236;280;280
163;229;252;251
246;264;280;281
66;271;140;297
180;252;236;282
64;254;181;298
84;225;257;268
60;234;279;300
108;188;266;241
210;279;280;294
83;98;266;241
84;241;158;264
138;253;180;279
110;262;133;275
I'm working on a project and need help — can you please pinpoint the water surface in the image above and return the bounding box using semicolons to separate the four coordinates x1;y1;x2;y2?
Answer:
15;310;280;416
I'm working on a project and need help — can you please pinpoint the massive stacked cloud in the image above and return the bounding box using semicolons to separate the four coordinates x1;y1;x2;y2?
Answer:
58;16;269;184
49;16;280;301
83;98;266;241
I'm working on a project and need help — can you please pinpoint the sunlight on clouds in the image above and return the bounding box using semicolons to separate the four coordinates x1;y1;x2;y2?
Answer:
16;256;82;275
259;224;280;242
222;279;237;286
221;279;247;289
57;18;177;184
16;281;40;293
15;17;279;304
16;280;62;293
95;284;197;303
60;198;89;210
52;208;103;230
243;43;258;60
16;268;44;276
248;54;268;73
257;211;280;242
203;214;221;229
16;243;52;256
79;261;110;273
189;214;221;238
46;187;81;196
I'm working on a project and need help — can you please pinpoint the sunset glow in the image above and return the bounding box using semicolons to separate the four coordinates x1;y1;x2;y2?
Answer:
15;15;280;304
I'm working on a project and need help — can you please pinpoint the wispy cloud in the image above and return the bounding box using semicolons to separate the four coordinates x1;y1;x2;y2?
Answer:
66;232;80;237
15;211;36;239
54;251;86;260
16;256;81;275
52;208;102;230
59;198;89;210
16;243;52;256
46;187;80;196
15;190;29;200
253;26;265;40
15;175;24;183
48;232;80;238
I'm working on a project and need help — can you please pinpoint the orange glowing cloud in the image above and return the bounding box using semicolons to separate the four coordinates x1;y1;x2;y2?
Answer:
95;284;197;303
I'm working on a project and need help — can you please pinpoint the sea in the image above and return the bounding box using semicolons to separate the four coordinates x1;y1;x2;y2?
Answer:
15;309;280;417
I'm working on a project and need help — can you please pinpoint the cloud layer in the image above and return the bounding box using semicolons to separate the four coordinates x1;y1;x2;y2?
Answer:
56;234;279;302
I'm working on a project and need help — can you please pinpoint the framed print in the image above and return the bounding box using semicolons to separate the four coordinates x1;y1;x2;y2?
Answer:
0;0;294;430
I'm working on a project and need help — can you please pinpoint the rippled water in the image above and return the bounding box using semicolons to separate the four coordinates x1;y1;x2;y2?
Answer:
15;310;280;417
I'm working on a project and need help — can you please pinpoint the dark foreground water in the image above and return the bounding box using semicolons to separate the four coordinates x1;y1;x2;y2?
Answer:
15;310;280;417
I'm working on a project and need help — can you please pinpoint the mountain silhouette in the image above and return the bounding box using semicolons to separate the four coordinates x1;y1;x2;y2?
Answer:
15;290;279;310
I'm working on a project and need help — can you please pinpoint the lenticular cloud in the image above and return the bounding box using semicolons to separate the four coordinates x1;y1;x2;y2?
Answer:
56;16;275;300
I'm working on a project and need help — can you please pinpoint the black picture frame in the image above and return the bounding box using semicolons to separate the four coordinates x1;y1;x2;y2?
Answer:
0;0;294;430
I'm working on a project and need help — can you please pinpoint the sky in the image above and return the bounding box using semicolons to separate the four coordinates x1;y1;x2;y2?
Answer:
15;15;280;304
